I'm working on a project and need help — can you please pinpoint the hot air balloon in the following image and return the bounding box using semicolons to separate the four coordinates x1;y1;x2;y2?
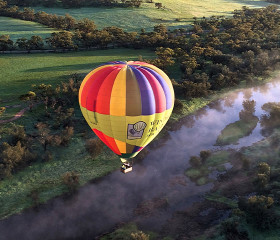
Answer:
79;61;174;172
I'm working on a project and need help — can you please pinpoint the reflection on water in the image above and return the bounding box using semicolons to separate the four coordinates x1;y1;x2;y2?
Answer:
1;80;280;239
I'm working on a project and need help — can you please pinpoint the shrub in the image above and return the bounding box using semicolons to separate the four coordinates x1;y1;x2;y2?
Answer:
42;151;53;162
62;171;79;191
0;141;35;178
85;138;103;159
220;217;249;240
189;156;202;168
256;173;269;189
19;91;36;101
258;162;270;176
61;126;74;146
238;195;279;230
131;231;150;240
9;124;28;146
182;81;211;98
241;157;250;170
0;106;6;115
199;150;211;162
28;188;40;207
173;98;183;114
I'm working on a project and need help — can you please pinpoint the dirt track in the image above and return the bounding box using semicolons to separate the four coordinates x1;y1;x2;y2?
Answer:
0;107;30;124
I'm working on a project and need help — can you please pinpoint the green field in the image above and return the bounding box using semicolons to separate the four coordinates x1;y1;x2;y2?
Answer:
0;49;155;100
216;117;259;146
0;17;57;41
32;0;270;32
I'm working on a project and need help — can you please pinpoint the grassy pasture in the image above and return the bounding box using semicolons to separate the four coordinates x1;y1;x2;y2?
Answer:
0;48;155;100
0;17;57;41
31;0;270;32
216;117;259;146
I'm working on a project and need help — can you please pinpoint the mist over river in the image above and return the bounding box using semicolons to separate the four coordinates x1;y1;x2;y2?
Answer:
1;78;280;240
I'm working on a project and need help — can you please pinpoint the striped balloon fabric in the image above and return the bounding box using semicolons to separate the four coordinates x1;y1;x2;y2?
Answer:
79;61;174;159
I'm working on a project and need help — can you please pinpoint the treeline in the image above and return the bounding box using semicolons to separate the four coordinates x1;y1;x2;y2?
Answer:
267;0;280;3
4;0;154;8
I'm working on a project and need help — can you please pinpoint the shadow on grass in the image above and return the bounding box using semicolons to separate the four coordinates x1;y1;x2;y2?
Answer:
25;62;103;73
230;0;270;8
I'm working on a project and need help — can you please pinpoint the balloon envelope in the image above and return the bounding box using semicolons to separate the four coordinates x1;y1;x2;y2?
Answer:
79;61;174;159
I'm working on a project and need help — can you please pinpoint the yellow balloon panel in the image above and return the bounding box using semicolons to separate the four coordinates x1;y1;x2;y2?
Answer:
80;106;172;148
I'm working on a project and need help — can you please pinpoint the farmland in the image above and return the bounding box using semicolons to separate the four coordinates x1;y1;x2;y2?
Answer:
0;48;155;99
0;16;57;41
31;0;270;31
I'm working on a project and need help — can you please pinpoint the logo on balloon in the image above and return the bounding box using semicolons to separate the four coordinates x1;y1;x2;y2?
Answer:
127;121;147;140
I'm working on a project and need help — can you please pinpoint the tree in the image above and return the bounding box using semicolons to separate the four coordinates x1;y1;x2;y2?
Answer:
155;2;162;9
20;91;36;101
261;102;280;136
62;171;79;192
64;13;76;30
200;150;211;162
0;141;34;178
92;30;113;48
16;37;30;51
148;47;174;70
258;162;270;176
189;156;202;168
21;7;35;21
36;122;52;151
153;24;167;34
46;31;75;50
75;18;96;33
8;124;28;146
0;0;7;9
182;81;211;98
238;195;277;230
0;35;14;51
104;26;127;47
173;98;183;114
61;126;74;145
239;100;256;122
0;107;6;116
85;138;103;159
28;35;44;50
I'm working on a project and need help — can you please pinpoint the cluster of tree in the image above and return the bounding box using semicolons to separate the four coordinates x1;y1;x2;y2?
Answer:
0;125;36;179
189;150;211;168
164;6;280;98
3;0;155;8
218;161;280;240
267;0;280;3
0;35;45;52
239;100;256;122
261;102;280;136
0;77;86;180
0;1;90;30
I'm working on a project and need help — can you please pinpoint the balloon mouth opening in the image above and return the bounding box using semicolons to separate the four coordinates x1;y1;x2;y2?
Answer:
120;158;127;163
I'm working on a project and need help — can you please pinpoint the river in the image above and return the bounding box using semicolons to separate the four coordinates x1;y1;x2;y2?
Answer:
1;78;280;240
